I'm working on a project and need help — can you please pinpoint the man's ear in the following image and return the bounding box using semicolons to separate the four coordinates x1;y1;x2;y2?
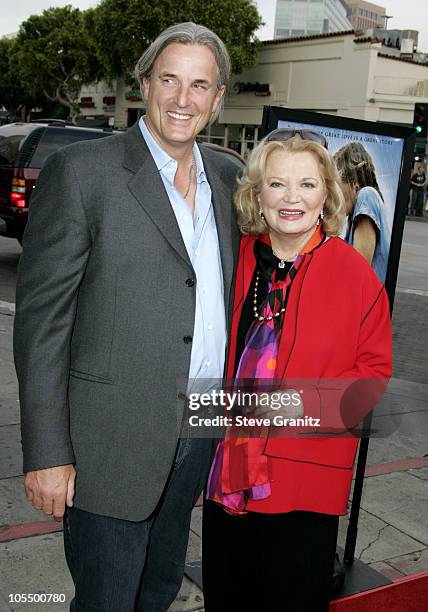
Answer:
142;77;150;100
212;84;226;113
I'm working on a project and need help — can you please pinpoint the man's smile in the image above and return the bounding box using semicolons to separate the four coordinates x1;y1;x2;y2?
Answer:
167;111;193;121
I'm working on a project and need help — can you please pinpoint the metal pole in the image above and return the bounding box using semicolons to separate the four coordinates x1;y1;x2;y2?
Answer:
344;411;373;565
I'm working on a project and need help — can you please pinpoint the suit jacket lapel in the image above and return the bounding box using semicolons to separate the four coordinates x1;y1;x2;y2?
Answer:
121;126;238;303
123;124;192;269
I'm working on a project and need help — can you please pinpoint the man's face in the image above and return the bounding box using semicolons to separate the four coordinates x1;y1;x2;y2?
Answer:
142;43;225;157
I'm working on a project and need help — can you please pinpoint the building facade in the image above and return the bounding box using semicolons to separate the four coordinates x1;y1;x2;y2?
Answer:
77;80;117;126
209;31;428;156
254;0;352;40
345;0;386;32
79;31;428;157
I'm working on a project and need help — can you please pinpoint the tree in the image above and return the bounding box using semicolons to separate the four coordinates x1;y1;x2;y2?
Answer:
0;38;39;120
13;6;102;122
91;0;262;82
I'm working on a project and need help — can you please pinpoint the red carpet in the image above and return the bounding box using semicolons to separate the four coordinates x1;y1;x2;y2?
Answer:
330;571;428;611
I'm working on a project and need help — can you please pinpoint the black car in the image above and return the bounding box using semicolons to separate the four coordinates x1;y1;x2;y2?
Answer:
0;123;116;242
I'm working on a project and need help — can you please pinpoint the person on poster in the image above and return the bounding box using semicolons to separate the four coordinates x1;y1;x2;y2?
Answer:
334;142;390;284
410;163;427;217
202;129;392;612
14;23;240;611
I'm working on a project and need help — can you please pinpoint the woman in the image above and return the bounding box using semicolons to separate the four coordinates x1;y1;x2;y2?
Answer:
334;142;390;284
202;129;392;612
409;163;427;217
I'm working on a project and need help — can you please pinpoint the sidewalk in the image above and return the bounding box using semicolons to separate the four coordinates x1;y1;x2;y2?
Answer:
1;279;428;610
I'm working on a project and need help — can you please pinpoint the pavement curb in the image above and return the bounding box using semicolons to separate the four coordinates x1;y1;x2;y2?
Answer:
364;457;428;477
0;520;63;543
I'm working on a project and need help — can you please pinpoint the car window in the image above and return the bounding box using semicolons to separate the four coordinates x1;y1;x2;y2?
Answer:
0;134;27;166
29;128;113;169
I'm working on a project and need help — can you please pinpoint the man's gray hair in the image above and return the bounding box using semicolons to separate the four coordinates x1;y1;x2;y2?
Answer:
134;22;231;123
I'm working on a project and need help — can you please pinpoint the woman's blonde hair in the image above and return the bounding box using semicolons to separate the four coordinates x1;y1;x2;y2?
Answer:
235;136;345;236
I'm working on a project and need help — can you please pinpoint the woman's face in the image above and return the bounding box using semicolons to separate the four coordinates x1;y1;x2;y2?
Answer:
258;150;326;244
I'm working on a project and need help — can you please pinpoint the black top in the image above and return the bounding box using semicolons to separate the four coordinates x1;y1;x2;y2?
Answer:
234;241;293;375
413;171;426;190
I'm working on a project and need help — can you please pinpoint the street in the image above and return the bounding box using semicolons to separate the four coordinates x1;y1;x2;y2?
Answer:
397;220;428;295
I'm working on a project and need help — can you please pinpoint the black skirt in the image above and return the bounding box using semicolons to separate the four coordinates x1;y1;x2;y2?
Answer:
202;500;338;612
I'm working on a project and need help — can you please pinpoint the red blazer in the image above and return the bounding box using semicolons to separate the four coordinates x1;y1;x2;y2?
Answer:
226;235;392;515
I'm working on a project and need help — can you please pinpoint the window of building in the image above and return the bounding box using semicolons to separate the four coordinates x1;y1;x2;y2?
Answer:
226;125;242;154
242;126;259;158
198;124;260;158
245;126;255;141
198;124;226;146
307;12;323;29
275;0;293;30
291;29;306;36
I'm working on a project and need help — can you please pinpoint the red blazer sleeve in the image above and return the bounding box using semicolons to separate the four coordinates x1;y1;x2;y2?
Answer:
316;284;392;433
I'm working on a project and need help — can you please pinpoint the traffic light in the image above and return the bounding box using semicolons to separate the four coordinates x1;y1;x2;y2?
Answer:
413;104;428;138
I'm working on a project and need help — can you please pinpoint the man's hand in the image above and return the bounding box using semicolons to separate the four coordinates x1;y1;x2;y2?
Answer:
24;464;75;521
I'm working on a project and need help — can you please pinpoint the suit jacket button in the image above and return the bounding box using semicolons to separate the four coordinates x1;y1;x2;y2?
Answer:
186;278;195;287
183;335;193;344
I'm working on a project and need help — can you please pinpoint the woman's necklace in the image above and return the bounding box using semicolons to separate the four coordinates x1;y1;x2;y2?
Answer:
253;270;286;323
272;247;299;269
183;155;196;200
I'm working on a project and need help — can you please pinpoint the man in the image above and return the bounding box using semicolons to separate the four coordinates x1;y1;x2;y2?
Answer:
14;23;240;611
410;163;426;217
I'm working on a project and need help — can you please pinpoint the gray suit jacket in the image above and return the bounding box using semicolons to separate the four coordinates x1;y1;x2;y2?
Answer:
14;124;240;521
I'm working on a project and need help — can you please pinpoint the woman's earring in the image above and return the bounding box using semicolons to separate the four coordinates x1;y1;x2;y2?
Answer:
317;209;324;226
258;208;265;220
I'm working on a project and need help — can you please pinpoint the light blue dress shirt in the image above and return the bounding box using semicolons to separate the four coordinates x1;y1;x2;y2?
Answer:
138;117;226;389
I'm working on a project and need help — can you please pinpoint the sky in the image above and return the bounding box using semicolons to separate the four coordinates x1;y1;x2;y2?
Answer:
1;0;428;51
